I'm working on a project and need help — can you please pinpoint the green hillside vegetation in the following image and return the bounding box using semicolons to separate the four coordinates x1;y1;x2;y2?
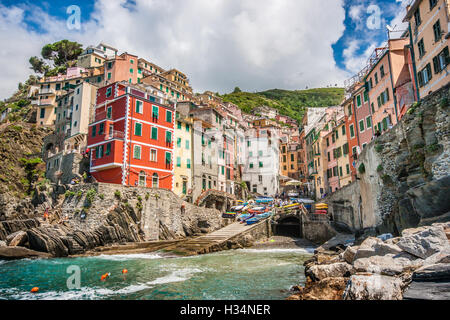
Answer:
221;87;344;124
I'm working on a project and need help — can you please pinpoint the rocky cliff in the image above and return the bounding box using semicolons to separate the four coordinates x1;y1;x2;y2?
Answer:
325;85;450;237
288;222;450;300
0;120;52;221
0;183;226;258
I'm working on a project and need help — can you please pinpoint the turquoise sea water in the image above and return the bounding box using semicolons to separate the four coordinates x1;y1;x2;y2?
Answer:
0;248;313;300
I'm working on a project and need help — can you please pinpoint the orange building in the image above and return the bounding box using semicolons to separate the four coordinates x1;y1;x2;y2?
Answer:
105;53;139;85
403;0;449;99
87;82;175;189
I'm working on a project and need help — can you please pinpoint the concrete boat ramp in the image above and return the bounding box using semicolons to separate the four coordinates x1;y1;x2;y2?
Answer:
83;219;271;257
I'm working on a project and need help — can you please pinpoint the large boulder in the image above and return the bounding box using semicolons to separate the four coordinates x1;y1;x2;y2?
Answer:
412;263;450;282
26;227;69;257
353;253;423;276
7;231;28;247
315;234;354;253
403;281;450;300
343;246;358;264
288;277;348;300
307;262;355;281
353;237;403;261
423;246;450;265
396;226;449;259
343;274;403;300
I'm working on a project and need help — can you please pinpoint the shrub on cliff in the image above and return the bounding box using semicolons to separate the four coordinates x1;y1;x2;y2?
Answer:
358;163;365;174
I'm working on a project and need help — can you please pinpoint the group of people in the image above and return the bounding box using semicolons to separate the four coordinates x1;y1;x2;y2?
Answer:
42;207;69;225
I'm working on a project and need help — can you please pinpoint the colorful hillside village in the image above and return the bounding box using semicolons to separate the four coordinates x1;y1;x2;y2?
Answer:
33;1;449;202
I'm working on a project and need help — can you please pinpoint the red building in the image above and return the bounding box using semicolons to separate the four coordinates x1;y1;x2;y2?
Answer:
87;82;175;189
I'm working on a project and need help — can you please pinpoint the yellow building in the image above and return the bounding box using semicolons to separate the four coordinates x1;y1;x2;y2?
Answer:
161;69;192;93
404;0;450;99
77;49;105;69
174;113;194;201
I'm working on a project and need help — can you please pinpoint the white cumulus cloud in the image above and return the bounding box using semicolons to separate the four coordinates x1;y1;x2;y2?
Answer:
0;0;349;99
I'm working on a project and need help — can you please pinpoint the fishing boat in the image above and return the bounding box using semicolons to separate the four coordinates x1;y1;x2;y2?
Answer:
230;205;245;212
246;217;260;225
222;212;237;219
247;206;266;214
283;203;301;209
237;213;251;221
257;212;272;219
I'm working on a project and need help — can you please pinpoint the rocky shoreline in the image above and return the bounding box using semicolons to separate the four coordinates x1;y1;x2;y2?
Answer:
288;222;450;300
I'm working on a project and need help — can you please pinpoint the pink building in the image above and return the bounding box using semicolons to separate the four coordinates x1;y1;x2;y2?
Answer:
365;39;409;134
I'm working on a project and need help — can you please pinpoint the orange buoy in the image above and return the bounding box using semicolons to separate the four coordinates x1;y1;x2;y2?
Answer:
31;287;39;293
122;269;128;275
100;273;110;281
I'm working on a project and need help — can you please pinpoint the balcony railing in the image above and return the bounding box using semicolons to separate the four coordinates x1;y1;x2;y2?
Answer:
37;98;53;106
105;130;125;141
94;110;112;122
39;88;56;95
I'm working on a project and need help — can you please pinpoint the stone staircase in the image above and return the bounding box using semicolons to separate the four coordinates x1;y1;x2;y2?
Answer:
161;220;269;256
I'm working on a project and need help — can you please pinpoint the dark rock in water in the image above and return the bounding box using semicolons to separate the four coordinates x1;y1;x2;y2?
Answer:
412;263;450;282
403;281;450;300
0;246;51;260
26;227;69;257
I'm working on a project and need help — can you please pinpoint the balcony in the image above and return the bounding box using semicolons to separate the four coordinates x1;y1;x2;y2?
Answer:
105;130;125;141
39;88;56;95
37;98;54;106
94;110;110;122
90;158;122;171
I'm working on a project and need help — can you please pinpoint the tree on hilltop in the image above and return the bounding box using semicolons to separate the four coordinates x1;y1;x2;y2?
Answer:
29;40;83;76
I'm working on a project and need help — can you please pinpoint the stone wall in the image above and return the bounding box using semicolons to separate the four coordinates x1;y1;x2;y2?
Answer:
63;183;227;242
324;84;450;236
302;220;337;244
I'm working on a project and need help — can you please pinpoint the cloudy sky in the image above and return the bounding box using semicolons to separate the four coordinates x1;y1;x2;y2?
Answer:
0;0;410;99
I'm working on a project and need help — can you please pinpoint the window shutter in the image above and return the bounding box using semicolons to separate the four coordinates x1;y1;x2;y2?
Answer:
166;110;172;122
426;63;432;80
433;56;440;73
151;127;158;140
135;123;142;136
417;70;424;87
134;146;141;159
